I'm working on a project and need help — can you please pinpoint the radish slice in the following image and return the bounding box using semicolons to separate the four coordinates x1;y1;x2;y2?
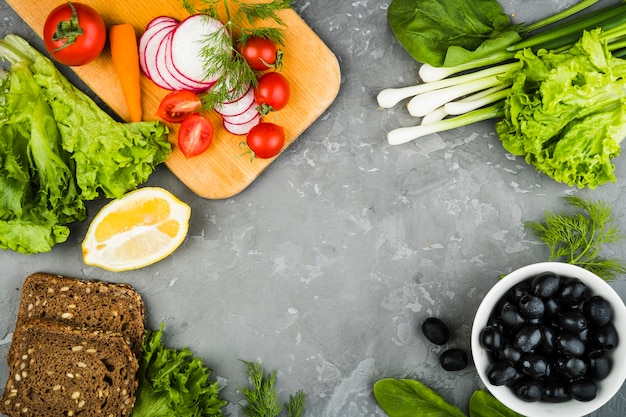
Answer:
163;32;214;92
214;86;255;116
139;22;177;87
155;29;191;91
146;16;177;30
223;113;261;136
221;100;259;124
170;14;229;84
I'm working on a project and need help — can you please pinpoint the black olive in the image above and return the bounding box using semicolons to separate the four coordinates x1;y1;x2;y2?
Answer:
590;323;618;351
570;378;598;402
519;294;545;319
501;344;523;363
519;353;549;378
556;310;588;334
531;272;562;298
516;378;543;402
587;349;611;380
487;360;518;386
439;348;468;371
555;356;587;379
542;379;571;403
556;332;586;357
480;325;504;352
557;278;587;306
539;325;558;355
509;281;532;303
585;296;613;327
421;317;450;345
543;297;561;319
500;302;526;330
514;325;543;353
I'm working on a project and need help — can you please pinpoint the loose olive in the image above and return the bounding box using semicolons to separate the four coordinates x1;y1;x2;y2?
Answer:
487;361;518;386
519;294;545;319
421;317;450;345
542;379;571;403
531;272;561;298
480;325;503;352
570;378;598;402
514;325;543;353
557;278;587;306
439;348;468;371
584;296;612;327
557;310;588;334
516;378;543;402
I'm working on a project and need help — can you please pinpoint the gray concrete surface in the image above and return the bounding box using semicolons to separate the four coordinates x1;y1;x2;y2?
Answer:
1;1;625;416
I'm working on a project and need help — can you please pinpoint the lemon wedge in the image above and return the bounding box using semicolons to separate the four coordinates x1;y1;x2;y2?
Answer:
82;187;191;272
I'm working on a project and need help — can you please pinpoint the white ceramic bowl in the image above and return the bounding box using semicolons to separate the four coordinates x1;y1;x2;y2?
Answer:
471;262;626;417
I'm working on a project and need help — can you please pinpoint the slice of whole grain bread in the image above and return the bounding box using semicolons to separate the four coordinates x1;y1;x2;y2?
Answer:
0;319;138;417
9;272;145;361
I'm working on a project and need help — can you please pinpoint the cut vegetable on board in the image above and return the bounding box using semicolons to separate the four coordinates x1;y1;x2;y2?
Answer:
380;0;626;189
4;0;341;199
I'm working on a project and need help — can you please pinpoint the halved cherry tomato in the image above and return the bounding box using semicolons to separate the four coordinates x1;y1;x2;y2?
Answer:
178;114;214;158
239;37;282;71
246;122;285;159
156;91;203;123
43;2;106;66
254;72;291;113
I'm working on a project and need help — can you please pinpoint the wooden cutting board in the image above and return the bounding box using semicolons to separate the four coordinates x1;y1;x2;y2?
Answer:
5;0;341;199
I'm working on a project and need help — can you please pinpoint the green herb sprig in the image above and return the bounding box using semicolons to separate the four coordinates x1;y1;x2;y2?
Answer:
181;0;292;109
239;360;306;417
526;196;626;280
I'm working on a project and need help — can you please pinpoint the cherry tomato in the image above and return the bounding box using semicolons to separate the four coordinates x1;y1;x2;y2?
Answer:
156;91;202;123
239;37;282;71
246;122;285;159
177;114;214;158
43;2;106;66
254;72;291;113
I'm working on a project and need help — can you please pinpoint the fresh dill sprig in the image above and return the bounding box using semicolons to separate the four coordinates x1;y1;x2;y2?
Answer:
525;196;626;280
182;0;292;109
239;360;307;417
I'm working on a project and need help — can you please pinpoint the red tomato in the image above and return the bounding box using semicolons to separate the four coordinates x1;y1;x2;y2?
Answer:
178;114;214;158
254;72;291;113
156;91;202;123
239;37;281;71
43;2;106;66
246;122;285;159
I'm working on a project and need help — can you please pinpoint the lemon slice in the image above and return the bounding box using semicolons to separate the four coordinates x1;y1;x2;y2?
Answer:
82;187;191;272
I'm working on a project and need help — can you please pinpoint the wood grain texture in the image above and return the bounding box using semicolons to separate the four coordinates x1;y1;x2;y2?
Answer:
5;0;341;199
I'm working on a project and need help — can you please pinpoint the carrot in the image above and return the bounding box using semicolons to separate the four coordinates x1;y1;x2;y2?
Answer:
109;23;142;122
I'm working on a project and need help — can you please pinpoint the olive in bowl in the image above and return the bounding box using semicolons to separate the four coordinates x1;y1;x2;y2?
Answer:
471;262;626;417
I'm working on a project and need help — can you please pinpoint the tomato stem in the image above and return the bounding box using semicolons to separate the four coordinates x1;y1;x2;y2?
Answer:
52;1;84;52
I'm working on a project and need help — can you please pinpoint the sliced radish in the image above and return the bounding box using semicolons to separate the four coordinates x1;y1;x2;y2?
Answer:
170;14;229;84
221;100;259;125
223;113;261;136
163;32;214;92
214;86;255;117
139;22;177;88
154;30;192;91
146;16;178;30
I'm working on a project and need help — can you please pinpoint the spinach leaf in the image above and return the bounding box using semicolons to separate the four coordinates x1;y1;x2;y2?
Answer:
387;0;519;67
468;391;524;417
373;378;466;417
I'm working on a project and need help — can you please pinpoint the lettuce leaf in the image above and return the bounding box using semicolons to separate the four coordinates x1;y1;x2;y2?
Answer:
131;324;227;417
0;34;171;253
495;30;626;189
